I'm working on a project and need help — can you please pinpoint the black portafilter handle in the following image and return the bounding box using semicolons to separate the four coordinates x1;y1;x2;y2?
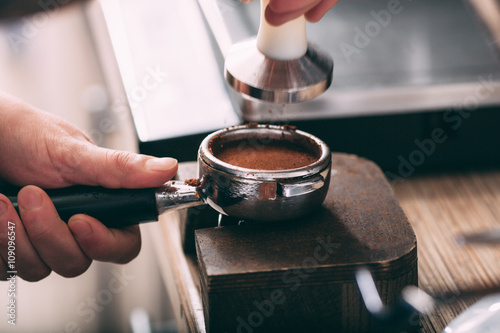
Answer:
1;185;159;228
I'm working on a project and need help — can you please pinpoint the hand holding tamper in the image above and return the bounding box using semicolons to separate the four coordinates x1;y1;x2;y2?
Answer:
224;0;334;104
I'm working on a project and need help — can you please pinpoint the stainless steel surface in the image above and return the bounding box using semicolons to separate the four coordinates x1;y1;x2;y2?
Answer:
356;267;500;332
98;0;240;142
225;40;333;103
455;228;500;245
155;181;205;214
443;293;500;333
96;0;500;153
200;0;500;121
355;268;387;316
197;124;331;221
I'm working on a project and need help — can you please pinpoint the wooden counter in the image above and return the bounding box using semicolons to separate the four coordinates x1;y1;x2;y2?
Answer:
149;163;500;333
392;171;500;331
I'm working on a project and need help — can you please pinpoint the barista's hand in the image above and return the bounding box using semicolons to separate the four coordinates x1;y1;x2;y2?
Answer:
242;0;338;26
0;91;178;281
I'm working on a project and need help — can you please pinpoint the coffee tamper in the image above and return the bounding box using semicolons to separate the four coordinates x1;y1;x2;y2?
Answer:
224;0;334;104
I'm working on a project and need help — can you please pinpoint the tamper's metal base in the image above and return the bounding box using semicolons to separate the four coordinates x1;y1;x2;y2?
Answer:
224;38;334;104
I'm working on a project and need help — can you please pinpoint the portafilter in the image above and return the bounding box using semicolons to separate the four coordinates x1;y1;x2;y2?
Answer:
3;125;331;228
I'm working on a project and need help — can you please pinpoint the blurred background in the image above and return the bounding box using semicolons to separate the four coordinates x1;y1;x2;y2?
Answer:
0;2;175;332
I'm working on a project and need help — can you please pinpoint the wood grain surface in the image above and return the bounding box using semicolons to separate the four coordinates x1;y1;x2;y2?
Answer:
195;153;417;332
150;160;500;333
392;171;500;332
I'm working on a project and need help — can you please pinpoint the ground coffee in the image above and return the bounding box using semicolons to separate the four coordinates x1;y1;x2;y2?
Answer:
213;140;318;170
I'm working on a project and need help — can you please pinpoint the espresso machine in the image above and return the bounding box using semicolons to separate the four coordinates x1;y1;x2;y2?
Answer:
94;0;500;174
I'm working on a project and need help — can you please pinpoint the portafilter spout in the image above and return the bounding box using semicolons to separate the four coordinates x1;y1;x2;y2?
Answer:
224;0;334;104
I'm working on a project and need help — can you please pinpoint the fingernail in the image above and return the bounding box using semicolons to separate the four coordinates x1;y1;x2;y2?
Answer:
70;220;93;238
145;157;177;172
0;200;7;217
20;187;43;211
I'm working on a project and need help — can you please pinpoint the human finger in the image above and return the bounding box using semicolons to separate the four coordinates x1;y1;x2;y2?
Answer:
268;0;321;13
265;0;335;26
265;6;307;26
0;194;52;281
0;256;7;280
304;0;338;22
68;215;141;264
265;0;319;26
18;186;92;278
53;142;178;189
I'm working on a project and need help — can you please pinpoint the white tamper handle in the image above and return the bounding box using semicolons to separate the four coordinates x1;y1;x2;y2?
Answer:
256;0;308;60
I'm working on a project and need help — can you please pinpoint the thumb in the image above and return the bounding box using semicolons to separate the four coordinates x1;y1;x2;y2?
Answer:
62;142;178;189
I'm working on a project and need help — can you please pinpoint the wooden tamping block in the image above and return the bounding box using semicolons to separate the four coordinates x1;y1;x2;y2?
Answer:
194;153;418;332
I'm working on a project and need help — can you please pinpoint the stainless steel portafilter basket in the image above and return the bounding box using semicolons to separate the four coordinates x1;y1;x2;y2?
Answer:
224;0;334;104
197;124;331;222
3;125;331;227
